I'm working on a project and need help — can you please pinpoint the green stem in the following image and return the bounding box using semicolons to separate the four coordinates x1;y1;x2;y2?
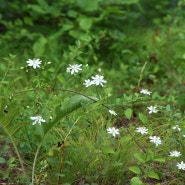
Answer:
137;61;148;91
10;135;27;177
32;142;42;185
58;117;81;185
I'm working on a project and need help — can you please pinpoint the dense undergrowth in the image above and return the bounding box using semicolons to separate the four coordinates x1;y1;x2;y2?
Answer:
1;0;185;185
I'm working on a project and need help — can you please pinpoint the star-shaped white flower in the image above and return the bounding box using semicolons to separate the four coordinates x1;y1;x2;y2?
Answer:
30;115;46;125
140;89;152;95
83;79;93;87
109;110;117;116
91;74;107;86
172;125;181;131
26;59;42;69
177;161;185;170
135;127;148;135
169;151;181;157
107;127;119;137
66;64;82;75
149;136;162;146
147;106;158;114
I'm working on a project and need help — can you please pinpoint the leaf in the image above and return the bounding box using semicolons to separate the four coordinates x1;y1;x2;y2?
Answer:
33;36;48;57
103;148;115;154
131;177;143;185
129;166;141;175
138;113;148;124
147;171;160;180
119;135;132;144
134;153;146;163
153;155;166;162
43;95;94;140
79;17;92;30
77;0;100;12
124;108;133;119
166;104;171;112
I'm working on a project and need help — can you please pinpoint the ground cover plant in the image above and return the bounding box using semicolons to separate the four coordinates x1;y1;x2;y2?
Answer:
1;0;185;185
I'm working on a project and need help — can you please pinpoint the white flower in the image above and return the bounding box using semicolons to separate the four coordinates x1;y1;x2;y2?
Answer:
173;125;181;131
91;74;107;86
177;161;185;170
83;79;93;87
149;136;162;146
30;115;46;125
26;59;42;69
107;127;119;137
140;89;152;95
109;110;117;116
66;64;82;75
169;151;181;157
147;106;158;114
135;127;148;135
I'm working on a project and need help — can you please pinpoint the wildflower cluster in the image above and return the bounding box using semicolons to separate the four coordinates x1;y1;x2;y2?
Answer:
84;75;107;87
26;60;185;173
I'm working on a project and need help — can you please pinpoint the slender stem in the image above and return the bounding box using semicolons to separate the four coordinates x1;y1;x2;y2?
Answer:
11;136;27;177
58;142;65;185
32;142;42;185
64;117;81;142
58;117;81;185
136;61;148;91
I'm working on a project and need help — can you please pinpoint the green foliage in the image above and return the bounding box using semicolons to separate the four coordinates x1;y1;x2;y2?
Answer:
1;0;185;184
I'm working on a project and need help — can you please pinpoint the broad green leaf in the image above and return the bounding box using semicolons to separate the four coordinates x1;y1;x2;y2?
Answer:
131;177;143;185
138;113;148;124
79;17;92;30
134;153;146;163
119;135;132;144
147;171;160;180
77;0;99;12
124;108;133;119
145;149;154;161
103;148;115;154
154;155;166;162
129;166;141;175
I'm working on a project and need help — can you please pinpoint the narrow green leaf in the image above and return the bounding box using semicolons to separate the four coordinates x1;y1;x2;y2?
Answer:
8;122;28;136
0;109;20;129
